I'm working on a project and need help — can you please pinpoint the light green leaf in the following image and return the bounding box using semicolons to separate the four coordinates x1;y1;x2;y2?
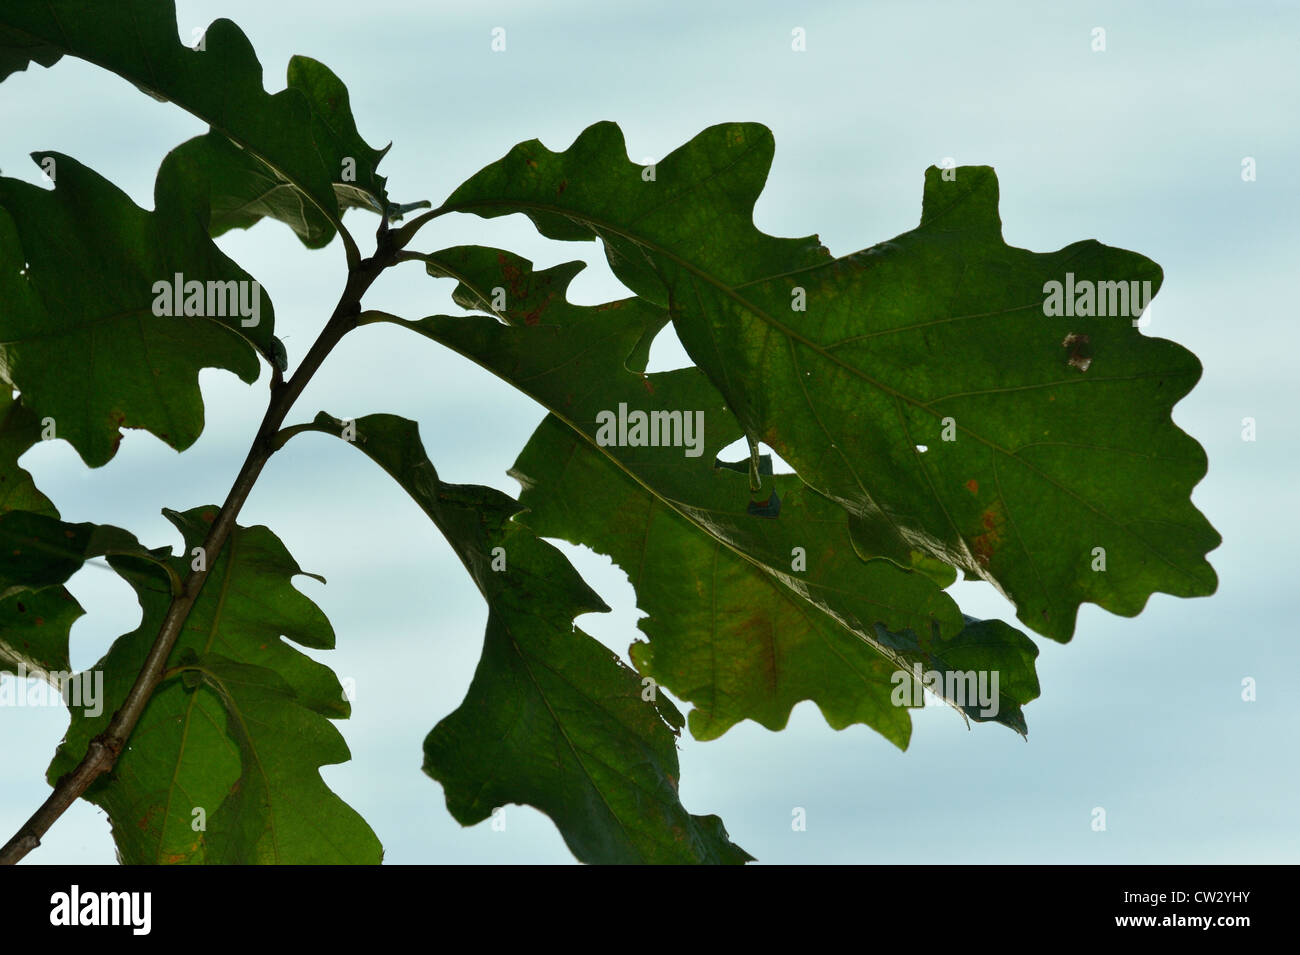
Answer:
47;507;379;864
196;656;372;865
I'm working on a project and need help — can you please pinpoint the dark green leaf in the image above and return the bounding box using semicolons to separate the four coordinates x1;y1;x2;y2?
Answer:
0;389;54;517
287;55;391;219
0;587;81;682
161;131;335;250
380;247;1039;739
304;412;751;864
0;3;389;236
0;391;81;679
0;155;276;466
0;510;173;602
0;503;161;686
440;123;1220;642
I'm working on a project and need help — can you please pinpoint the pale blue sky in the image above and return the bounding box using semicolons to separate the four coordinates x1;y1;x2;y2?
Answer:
1;0;1296;863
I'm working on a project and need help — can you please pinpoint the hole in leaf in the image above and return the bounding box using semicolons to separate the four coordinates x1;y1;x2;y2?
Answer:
714;438;796;475
644;323;694;372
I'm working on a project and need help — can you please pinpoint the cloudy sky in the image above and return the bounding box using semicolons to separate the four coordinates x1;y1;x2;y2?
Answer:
1;0;1296;864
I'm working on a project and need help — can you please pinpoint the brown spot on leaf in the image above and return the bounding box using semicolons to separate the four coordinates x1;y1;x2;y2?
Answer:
495;252;528;304
556;178;568;195
970;500;1006;568
964;479;979;496
642;376;655;395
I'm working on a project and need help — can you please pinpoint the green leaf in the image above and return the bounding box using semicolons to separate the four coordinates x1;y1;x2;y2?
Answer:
0;506;163;684
0;389;54;517
148;58;411;249
48;508;379;864
193;656;369;864
0;587;81;682
303;412;751;864
0;154;277;466
286;55;393;219
0;510;174;602
378;247;1039;739
0;22;60;81
0;3;389;238
160;131;335;250
515;415;1037;741
0;392;82;679
0;503;157;683
439;123;1220;642
517;414;917;744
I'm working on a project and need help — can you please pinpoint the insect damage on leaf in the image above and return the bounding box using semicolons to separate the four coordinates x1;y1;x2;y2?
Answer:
1062;332;1092;372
